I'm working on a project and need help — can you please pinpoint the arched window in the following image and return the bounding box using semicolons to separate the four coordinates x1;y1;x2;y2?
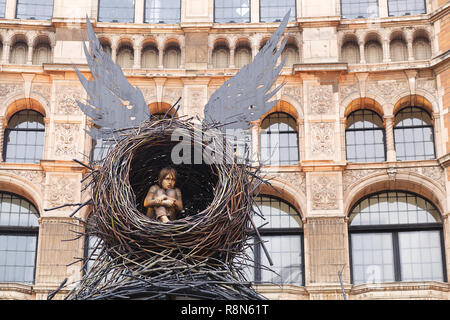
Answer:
3;110;45;164
349;191;446;285
141;45;158;68
212;45;230;68
16;0;54;20
260;112;299;166
10;41;28;65
0;192;39;284
98;0;135;23
365;40;383;63
342;41;360;64
163;45;181;68
413;37;431;60
116;44;134;68
249;195;304;285
145;0;181;24
235;46;251;69
394;107;435;161
345;109;386;163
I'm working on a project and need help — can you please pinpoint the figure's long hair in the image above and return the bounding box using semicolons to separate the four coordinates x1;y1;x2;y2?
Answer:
158;167;177;187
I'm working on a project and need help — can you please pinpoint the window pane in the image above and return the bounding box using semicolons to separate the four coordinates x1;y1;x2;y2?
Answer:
0;234;37;284
98;0;134;23
215;0;250;23
341;0;379;19
145;0;180;24
254;196;302;229
388;0;426;16
351;233;395;285
16;0;53;20
398;231;443;281
260;0;296;22
0;0;6;18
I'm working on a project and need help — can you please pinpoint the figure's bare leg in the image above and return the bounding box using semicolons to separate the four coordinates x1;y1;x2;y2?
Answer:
154;189;169;222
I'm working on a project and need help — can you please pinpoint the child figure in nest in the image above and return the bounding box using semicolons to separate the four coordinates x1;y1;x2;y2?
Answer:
144;167;183;223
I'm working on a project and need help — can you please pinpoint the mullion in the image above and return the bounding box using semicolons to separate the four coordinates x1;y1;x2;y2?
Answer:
392;231;401;281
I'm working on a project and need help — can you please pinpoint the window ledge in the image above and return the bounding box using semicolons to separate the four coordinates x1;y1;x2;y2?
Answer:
350;281;450;295
0;282;33;299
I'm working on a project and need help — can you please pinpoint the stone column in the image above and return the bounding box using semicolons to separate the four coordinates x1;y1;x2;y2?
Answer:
111;44;117;63
1;42;10;64
27;41;33;65
384;115;396;161
229;47;235;68
133;45;141;69
250;120;260;164
406;34;415;61
298;119;305;162
358;41;366;64
383;39;390;63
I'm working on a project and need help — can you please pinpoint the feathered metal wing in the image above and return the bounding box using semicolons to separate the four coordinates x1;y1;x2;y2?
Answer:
203;10;291;130
74;17;150;140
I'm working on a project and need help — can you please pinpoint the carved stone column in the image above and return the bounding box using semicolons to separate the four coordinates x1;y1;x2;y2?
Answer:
358;41;366;64
27;41;33;65
382;39;390;63
384;115;396;161
229;47;235;68
133;45;141;69
250;120;260;164
1;42;10;64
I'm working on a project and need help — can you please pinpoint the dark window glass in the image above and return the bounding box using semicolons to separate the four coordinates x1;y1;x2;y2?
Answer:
341;0;379;19
260;0;296;23
260;112;299;166
90;138;113;165
0;192;39;284
215;0;250;23
248;196;303;285
349;191;446;285
388;0;425;16
145;0;180;24
83;216;102;274
98;0;134;23
0;0;6;18
16;0;53;20
3;110;45;164
346;110;386;163
394;107;435;161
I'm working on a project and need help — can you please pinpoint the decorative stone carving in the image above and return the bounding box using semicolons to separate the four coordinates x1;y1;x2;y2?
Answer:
54;123;80;157
5;169;45;185
277;171;307;195
416;79;436;94
339;84;359;104
311;175;339;210
282;85;303;104
55;86;83;115
397;166;445;190
308;85;334;115
0;83;23;99
46;176;77;208
140;86;157;102
163;87;183;104
32;84;51;102
366;80;408;103
311;122;334;157
342;169;379;193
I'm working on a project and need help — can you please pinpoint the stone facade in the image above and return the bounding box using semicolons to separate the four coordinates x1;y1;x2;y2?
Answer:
0;0;449;300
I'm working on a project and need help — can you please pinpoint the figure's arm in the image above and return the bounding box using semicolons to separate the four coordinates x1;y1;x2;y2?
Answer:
174;188;183;211
144;186;166;207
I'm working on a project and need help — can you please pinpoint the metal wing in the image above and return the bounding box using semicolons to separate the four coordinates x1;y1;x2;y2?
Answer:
74;17;150;140
203;10;291;130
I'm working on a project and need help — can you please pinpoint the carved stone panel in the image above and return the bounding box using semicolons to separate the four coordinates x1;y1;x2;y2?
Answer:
0;83;23;100
310;122;335;158
54;123;81;158
55;85;83;115
45;175;79;209
366;80;408;103
308;85;334;115
311;175;339;210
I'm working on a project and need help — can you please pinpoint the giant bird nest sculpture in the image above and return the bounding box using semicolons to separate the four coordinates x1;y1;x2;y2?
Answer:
47;11;293;300
62;117;270;300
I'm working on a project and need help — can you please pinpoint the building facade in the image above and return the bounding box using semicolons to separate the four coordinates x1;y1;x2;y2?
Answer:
0;0;449;300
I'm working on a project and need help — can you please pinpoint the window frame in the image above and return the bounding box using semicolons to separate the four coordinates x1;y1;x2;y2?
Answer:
387;0;426;17
345;109;387;163
0;191;39;284
3;110;45;164
251;195;305;286
259;112;299;166
97;0;135;23
144;0;181;24
15;0;54;21
348;190;447;284
0;0;6;18
393;106;436;161
340;0;379;19
214;0;251;24
259;0;296;23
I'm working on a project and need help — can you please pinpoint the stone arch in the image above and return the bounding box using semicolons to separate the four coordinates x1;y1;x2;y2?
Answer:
2;95;49;120
148;101;176;117
392;93;437;115
0;173;44;214
343;97;384;119
344;172;447;218
254;175;306;221
279;94;303;119
262;99;299;120
340;94;387;118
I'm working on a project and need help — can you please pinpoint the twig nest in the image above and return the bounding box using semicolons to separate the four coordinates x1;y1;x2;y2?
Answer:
89;118;257;264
